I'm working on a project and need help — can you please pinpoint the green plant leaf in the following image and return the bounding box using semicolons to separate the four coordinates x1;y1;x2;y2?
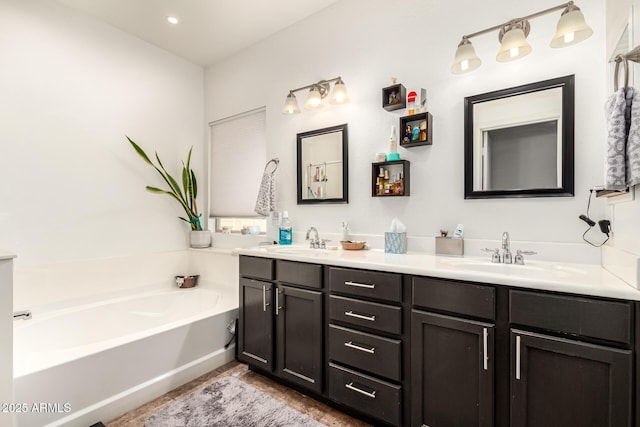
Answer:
126;136;154;166
128;137;200;229
191;170;198;199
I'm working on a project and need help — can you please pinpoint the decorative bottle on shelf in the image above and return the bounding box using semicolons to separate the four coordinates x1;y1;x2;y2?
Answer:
387;125;399;161
279;211;293;245
407;91;417;115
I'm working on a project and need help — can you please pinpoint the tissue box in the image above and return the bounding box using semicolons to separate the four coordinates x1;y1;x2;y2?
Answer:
385;232;407;254
435;237;464;256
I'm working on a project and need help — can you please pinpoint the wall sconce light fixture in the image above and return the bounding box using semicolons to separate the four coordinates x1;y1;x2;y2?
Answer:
282;77;350;114
451;1;592;74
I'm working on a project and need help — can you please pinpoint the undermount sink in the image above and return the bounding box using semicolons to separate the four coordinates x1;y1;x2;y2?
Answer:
440;258;588;280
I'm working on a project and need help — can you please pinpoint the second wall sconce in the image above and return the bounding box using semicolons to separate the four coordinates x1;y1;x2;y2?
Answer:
451;1;593;75
282;77;349;114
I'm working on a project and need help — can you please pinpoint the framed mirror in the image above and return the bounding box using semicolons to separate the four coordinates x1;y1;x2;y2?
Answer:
464;75;575;199
297;123;348;204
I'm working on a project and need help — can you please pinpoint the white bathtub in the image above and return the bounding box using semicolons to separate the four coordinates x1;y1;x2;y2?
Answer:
13;283;238;427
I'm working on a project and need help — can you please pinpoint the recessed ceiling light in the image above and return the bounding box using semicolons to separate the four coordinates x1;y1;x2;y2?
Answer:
166;16;179;25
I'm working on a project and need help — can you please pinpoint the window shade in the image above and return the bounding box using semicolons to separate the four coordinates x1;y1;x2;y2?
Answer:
209;107;266;217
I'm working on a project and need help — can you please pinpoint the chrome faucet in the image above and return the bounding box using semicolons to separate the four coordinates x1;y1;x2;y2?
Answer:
501;232;513;264
306;227;320;248
13;310;32;320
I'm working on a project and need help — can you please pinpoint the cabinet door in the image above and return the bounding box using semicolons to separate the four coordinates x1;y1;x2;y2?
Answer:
238;278;273;370
411;310;494;427
276;285;323;393
511;329;632;427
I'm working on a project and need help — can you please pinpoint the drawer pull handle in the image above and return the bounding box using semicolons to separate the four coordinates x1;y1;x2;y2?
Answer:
262;286;269;312
515;335;521;380
344;280;375;289
483;328;488;371
345;382;376;399
344;341;375;354
344;310;376;322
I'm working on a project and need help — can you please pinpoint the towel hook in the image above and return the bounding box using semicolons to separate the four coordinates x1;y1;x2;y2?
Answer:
263;158;279;174
614;54;629;91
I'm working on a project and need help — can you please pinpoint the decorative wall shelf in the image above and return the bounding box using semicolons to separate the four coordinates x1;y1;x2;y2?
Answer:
382;83;406;111
372;160;410;197
400;112;433;147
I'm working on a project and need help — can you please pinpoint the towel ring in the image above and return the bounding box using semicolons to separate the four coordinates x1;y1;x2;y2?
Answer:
614;54;629;91
263;158;279;174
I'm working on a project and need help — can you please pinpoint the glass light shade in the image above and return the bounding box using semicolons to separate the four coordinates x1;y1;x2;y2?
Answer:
330;80;350;104
451;39;481;74
304;86;324;110
496;27;532;62
282;93;300;115
550;7;593;48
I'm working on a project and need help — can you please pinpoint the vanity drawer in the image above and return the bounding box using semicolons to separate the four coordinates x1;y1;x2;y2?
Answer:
328;362;401;426
329;267;401;302
276;260;322;289
329;295;401;335
239;256;274;281
413;276;495;321
329;324;401;382
510;290;632;345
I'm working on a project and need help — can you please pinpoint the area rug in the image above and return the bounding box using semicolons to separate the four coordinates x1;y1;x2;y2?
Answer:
145;376;326;427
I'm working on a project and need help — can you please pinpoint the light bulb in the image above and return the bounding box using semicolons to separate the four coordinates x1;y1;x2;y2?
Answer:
510;47;519;58
461;60;469;71
564;32;575;43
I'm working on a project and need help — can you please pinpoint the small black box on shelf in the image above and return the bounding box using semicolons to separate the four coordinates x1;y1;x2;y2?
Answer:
382;83;407;111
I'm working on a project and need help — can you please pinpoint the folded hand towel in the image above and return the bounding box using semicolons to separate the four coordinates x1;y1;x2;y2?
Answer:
254;172;275;216
627;87;640;186
604;88;628;190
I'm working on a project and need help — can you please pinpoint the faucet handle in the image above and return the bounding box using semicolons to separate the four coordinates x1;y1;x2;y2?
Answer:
320;239;331;249
481;248;501;263
514;249;537;265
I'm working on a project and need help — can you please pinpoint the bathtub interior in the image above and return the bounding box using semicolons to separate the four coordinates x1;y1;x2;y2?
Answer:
12;249;239;427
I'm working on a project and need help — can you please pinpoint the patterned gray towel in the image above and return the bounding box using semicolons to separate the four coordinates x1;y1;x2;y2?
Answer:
627;88;640;187
254;171;275;216
605;88;628;190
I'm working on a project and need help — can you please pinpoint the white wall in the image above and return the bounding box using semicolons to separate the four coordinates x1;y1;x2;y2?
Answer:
0;0;205;266
205;0;607;250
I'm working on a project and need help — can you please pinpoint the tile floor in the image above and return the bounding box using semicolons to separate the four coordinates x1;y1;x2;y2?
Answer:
107;361;370;426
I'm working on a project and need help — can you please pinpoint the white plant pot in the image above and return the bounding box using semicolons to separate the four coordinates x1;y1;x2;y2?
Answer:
190;230;211;248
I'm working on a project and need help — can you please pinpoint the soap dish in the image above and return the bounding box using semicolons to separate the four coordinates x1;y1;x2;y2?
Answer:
340;241;366;250
176;275;199;288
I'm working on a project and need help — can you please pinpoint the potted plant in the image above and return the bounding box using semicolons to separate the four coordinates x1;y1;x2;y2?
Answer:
127;136;211;248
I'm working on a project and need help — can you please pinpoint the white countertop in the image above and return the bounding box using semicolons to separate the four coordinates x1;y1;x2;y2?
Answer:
0;250;15;260
238;246;640;301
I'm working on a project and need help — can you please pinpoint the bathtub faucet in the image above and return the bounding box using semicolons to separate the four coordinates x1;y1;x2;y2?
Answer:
13;310;32;320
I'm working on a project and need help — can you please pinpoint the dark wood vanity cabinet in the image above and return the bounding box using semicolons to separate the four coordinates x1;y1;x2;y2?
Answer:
509;290;633;427
411;277;496;427
327;267;405;426
238;256;275;369
275;284;323;393
239;255;638;427
238;256;324;394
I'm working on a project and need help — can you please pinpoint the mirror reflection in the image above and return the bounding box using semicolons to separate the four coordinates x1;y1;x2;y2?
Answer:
464;75;574;199
297;124;348;204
